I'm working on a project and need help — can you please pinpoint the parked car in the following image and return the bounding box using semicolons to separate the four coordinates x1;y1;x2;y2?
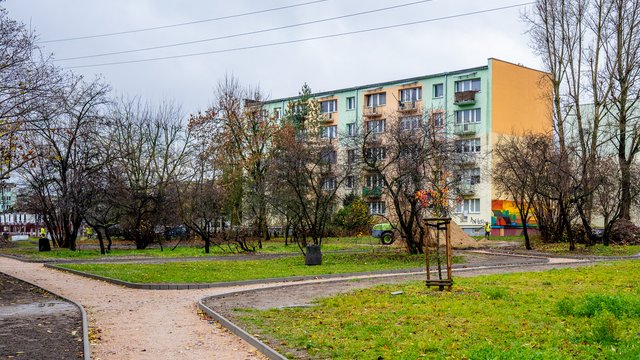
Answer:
371;223;395;245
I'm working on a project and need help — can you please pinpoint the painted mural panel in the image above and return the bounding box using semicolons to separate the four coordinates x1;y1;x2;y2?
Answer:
491;199;537;227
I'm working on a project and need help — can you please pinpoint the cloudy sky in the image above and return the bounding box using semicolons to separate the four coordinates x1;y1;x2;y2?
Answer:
5;0;541;115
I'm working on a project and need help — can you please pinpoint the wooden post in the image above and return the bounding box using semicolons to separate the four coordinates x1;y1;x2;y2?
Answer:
423;217;453;291
446;220;452;284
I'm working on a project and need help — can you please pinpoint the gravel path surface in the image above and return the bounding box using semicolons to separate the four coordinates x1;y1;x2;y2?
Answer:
0;257;268;360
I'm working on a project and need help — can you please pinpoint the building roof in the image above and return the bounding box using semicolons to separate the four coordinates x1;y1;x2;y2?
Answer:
265;63;491;104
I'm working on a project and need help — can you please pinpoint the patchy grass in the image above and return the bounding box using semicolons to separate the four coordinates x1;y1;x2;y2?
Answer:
471;235;528;242
57;252;464;283
534;242;640;256
0;236;387;260
238;261;640;359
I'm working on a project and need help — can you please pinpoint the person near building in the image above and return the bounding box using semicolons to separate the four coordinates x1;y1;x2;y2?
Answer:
39;227;46;238
484;222;491;239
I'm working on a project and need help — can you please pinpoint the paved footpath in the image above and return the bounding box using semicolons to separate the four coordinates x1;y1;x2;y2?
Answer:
0;257;267;360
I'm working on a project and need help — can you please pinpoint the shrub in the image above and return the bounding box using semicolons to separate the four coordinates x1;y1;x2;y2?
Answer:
609;219;640;245
556;294;640;319
590;310;620;344
333;196;372;235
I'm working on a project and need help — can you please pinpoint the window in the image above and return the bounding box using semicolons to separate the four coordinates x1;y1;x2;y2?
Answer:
432;112;444;127
366;147;386;161
320;150;337;164
346;175;356;189
368;201;386;215
320;125;337;139
455;138;481;153
320;99;337;113
346;96;355;110
400;87;422;102
365;174;385;188
274;107;281;119
433;83;444;98
455;198;480;214
322;178;337;190
347;123;357;137
366;93;386;107
461;168;481;185
400;116;421;131
347;149;356;164
455;109;481;124
366;119;386;134
455;78;481;92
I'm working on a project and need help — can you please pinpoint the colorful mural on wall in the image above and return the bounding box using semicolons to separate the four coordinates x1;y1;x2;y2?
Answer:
491;200;537;228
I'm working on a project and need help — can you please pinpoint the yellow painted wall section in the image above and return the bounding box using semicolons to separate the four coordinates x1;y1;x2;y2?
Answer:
490;59;552;138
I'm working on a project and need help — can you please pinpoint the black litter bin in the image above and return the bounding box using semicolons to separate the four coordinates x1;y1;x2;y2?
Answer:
305;244;322;266
38;237;51;252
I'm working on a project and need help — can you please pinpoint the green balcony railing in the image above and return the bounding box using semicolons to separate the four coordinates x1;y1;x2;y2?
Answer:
362;186;382;197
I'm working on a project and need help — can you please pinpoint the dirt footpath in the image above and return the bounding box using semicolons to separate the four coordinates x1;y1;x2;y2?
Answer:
0;257;267;360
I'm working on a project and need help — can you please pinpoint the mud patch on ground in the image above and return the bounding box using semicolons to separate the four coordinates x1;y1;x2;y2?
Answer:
0;272;83;359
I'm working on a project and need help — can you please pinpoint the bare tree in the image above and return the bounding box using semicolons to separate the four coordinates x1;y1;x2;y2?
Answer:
603;0;640;220
359;108;463;254
109;98;189;250
189;76;278;246
20;76;110;250
0;7;63;180
270;87;351;256
493;132;552;249
176;120;228;254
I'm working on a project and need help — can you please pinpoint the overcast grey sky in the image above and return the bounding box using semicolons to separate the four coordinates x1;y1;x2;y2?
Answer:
5;0;541;115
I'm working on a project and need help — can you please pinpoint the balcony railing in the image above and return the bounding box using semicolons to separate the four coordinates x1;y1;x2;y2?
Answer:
363;106;383;117
320;112;334;122
454;90;477;105
454;122;479;135
398;101;421;112
456;183;476;195
362;186;382;198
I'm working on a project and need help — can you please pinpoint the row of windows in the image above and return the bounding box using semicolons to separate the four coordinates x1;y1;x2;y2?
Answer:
309;78;481;114
369;198;481;216
320;106;478;138
322;139;482;166
342;169;480;191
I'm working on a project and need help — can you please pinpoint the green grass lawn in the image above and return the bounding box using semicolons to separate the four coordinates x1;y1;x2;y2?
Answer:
57;252;463;283
238;261;640;359
533;242;640;257
0;236;387;260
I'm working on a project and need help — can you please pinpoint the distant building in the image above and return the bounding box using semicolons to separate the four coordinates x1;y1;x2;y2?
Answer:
263;58;552;235
0;182;42;236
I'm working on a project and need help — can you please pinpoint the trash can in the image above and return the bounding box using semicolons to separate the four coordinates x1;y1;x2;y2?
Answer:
38;237;51;252
305;244;322;266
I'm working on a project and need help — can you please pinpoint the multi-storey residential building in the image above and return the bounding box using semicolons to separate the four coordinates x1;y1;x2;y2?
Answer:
264;58;551;234
0;182;43;237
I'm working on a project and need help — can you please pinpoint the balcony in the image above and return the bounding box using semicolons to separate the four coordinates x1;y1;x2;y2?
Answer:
320;112;334;123
454;91;477;106
364;132;383;145
459;153;479;165
362;186;382;198
453;122;479;136
363;106;383;118
398;101;421;113
456;183;476;195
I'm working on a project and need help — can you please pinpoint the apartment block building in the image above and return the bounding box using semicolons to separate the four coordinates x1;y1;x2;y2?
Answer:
264;58;551;234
